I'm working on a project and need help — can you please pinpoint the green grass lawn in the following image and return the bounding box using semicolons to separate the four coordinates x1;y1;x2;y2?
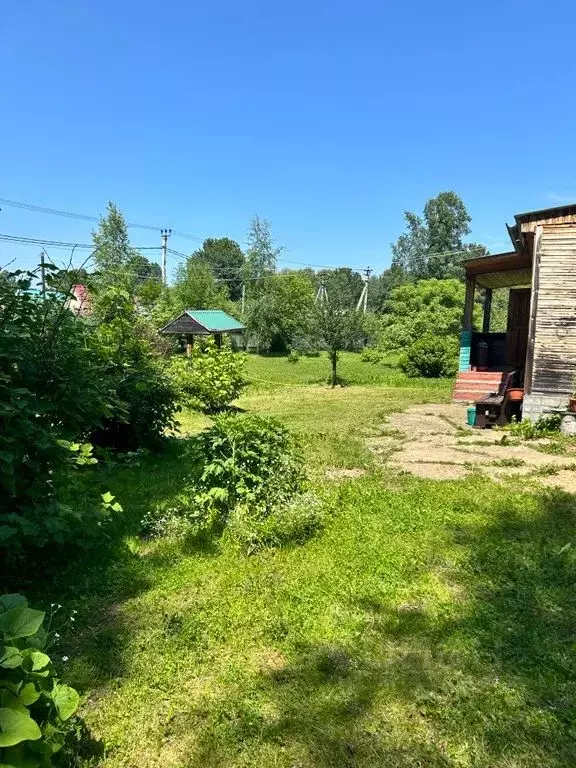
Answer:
26;354;576;767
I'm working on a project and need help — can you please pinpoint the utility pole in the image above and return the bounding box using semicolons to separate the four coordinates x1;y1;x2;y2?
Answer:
161;228;171;286
314;277;328;306
356;266;372;313
40;249;46;295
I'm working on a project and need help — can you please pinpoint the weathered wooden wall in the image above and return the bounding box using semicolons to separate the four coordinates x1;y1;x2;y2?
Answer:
160;313;208;335
530;224;576;395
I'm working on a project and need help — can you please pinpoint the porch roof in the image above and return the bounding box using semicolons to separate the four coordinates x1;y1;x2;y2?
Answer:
462;251;532;289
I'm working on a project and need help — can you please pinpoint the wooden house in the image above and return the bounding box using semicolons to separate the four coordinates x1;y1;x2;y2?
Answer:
454;204;576;419
159;309;245;354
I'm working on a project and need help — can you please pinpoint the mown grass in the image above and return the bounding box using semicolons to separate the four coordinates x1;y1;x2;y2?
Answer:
20;354;576;767
245;351;450;390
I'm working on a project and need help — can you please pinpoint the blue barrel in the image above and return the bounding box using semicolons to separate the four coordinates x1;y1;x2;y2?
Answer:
467;405;476;427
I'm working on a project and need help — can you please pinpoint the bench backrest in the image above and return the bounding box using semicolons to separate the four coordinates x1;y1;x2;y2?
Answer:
498;371;515;396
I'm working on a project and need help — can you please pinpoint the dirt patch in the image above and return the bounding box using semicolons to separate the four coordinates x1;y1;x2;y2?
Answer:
393;461;470;480
374;404;576;490
365;435;399;455
325;467;367;480
257;648;287;674
534;471;576;494
385;411;457;437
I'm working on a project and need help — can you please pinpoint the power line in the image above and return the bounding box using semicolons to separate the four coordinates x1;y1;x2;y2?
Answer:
0;233;161;251
0;197;205;242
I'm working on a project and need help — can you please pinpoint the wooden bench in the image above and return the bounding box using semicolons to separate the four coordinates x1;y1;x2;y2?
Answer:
474;371;516;428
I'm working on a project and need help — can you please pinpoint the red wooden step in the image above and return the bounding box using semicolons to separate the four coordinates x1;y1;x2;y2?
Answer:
457;371;504;381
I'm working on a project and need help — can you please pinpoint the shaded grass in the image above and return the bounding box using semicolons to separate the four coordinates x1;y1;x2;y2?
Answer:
55;477;576;768
17;356;576;768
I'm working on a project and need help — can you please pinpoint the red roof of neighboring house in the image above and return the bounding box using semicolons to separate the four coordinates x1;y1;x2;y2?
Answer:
70;284;91;315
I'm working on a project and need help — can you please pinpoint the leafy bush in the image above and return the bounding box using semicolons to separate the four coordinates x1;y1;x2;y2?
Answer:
0;272;121;553
287;349;300;364
89;287;179;450
378;279;474;352
507;414;562;439
400;334;457;378
188;413;304;516
0;594;80;766
167;338;248;412
360;347;386;364
142;414;305;542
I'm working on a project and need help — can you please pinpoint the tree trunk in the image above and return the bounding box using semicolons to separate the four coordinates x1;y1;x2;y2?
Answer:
331;353;337;388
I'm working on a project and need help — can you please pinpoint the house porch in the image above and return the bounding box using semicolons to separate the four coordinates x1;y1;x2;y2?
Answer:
454;251;532;402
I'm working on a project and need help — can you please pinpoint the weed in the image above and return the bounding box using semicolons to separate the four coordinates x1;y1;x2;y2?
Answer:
492;457;526;468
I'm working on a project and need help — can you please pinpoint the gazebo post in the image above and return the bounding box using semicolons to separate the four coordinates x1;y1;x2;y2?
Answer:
185;335;194;357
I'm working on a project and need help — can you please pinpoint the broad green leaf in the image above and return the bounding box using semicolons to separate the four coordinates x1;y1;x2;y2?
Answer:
0;682;20;696
17;684;39;707
0;708;41;747
0;609;44;641
0;691;27;715
52;684;79;721
101;492;114;504
21;650;50;672
0;647;22;669
25;627;47;651
0;596;27;613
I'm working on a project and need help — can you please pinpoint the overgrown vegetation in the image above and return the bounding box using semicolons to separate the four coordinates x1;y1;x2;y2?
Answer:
506;414;562;439
167;338;248;412
142;413;307;547
0;594;80;766
400;333;458;378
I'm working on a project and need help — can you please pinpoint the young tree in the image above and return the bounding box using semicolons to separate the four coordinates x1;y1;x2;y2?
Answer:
245;216;283;287
92;202;138;293
191;238;245;301
314;304;363;387
91;202;163;313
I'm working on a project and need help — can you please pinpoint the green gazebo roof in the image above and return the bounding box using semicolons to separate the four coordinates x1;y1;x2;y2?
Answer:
159;309;245;335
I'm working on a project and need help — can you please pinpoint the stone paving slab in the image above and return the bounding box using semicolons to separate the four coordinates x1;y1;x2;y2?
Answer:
372;403;576;493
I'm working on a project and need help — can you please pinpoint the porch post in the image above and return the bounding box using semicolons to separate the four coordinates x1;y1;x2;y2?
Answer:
463;277;476;330
458;276;476;372
482;288;492;333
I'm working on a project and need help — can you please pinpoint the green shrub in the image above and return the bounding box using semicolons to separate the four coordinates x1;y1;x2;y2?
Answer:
0;272;121;553
89;287;180;450
287;349;300;364
400;334;457;378
507;414;562;439
0;594;80;766
167;338;248;412
360;347;386;364
142;414;305;541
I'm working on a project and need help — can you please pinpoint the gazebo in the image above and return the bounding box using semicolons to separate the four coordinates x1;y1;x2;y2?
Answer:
159;309;245;355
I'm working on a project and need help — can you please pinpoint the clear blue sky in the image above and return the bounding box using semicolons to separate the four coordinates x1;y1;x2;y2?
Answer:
2;0;576;278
